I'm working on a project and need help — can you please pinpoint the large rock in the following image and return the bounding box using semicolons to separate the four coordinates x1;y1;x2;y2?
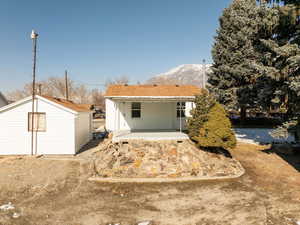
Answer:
93;140;243;178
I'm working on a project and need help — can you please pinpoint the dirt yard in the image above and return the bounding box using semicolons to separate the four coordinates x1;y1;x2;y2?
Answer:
0;142;299;225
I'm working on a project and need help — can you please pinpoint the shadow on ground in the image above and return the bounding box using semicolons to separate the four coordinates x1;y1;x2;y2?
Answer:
202;147;233;158
76;139;104;155
262;147;300;172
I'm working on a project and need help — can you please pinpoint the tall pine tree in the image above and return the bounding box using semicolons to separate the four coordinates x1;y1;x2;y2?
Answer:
255;0;300;118
255;0;300;139
209;0;268;120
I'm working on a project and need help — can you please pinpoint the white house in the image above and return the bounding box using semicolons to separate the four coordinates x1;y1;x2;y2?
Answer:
105;84;201;141
0;92;8;108
0;95;93;155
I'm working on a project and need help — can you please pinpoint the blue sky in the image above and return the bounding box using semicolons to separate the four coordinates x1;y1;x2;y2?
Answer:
0;0;231;92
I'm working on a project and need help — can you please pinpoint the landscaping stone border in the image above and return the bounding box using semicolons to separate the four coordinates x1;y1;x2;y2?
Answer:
88;160;245;183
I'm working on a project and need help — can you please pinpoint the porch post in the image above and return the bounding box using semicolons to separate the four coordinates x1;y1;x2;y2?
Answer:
179;101;182;133
114;102;117;131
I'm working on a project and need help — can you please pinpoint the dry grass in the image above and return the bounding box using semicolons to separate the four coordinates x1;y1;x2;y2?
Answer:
231;142;300;200
0;142;299;224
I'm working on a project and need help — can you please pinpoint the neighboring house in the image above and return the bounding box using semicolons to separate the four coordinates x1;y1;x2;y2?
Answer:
0;92;8;108
105;84;201;141
0;95;93;155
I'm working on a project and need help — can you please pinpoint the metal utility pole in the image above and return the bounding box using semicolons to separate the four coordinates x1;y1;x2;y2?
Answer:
202;59;206;89
65;70;69;100
31;30;38;156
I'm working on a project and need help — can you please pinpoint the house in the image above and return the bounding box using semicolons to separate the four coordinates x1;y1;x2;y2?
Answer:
0;92;8;108
105;84;201;141
0;95;93;155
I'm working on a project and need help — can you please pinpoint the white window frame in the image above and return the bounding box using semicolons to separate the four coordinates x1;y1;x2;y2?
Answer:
28;112;47;132
177;102;186;118
131;102;141;118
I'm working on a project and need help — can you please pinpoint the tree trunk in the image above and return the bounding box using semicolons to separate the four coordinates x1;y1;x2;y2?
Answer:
240;107;247;124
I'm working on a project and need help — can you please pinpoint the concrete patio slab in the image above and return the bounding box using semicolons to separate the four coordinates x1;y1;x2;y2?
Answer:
112;130;189;142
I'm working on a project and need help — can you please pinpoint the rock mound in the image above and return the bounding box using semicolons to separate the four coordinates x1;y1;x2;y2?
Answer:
94;140;243;178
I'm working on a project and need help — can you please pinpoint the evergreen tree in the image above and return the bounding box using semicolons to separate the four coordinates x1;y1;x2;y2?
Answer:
187;90;215;140
188;92;236;149
255;0;300;117
209;0;267;120
195;103;237;149
254;39;300;118
255;0;300;139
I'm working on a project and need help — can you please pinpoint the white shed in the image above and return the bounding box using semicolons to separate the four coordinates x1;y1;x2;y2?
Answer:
0;92;8;108
0;95;93;155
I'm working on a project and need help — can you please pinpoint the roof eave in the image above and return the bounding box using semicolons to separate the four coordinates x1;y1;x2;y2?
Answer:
105;96;196;101
0;96;33;113
0;95;81;114
37;95;80;114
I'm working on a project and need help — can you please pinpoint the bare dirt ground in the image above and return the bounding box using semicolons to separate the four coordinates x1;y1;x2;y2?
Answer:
0;142;299;225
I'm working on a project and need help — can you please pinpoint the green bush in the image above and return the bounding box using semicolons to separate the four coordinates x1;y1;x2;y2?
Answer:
187;90;215;140
188;93;236;149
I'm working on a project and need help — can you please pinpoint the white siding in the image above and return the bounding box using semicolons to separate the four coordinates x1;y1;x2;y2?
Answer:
105;99;116;131
0;98;77;155
75;112;92;153
106;99;195;132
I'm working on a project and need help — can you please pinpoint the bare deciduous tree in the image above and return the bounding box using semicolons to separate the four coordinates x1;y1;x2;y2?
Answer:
105;75;129;87
6;76;105;108
91;89;105;109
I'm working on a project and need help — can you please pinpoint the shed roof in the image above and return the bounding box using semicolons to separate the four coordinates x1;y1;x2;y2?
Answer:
41;96;91;112
105;85;201;97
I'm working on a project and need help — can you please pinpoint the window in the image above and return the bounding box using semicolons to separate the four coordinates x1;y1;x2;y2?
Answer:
28;112;46;132
177;102;186;118
131;102;141;118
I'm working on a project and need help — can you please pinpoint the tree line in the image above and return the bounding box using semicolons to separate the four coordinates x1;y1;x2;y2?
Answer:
6;76;130;109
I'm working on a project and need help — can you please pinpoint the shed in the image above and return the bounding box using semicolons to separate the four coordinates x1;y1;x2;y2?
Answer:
0;95;93;155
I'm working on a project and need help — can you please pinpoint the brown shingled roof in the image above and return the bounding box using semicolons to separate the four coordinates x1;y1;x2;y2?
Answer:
41;95;91;112
105;85;202;97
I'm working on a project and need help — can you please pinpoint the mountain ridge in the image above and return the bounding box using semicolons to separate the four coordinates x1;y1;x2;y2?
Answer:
147;64;211;88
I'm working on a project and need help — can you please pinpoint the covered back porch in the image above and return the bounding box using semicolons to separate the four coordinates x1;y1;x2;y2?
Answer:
106;96;195;142
105;84;201;142
106;97;195;129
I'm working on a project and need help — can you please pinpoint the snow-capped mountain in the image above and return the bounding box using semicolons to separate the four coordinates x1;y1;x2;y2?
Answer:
147;64;211;88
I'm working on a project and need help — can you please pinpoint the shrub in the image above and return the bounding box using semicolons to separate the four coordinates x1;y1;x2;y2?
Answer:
188;92;236;149
187;90;215;140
